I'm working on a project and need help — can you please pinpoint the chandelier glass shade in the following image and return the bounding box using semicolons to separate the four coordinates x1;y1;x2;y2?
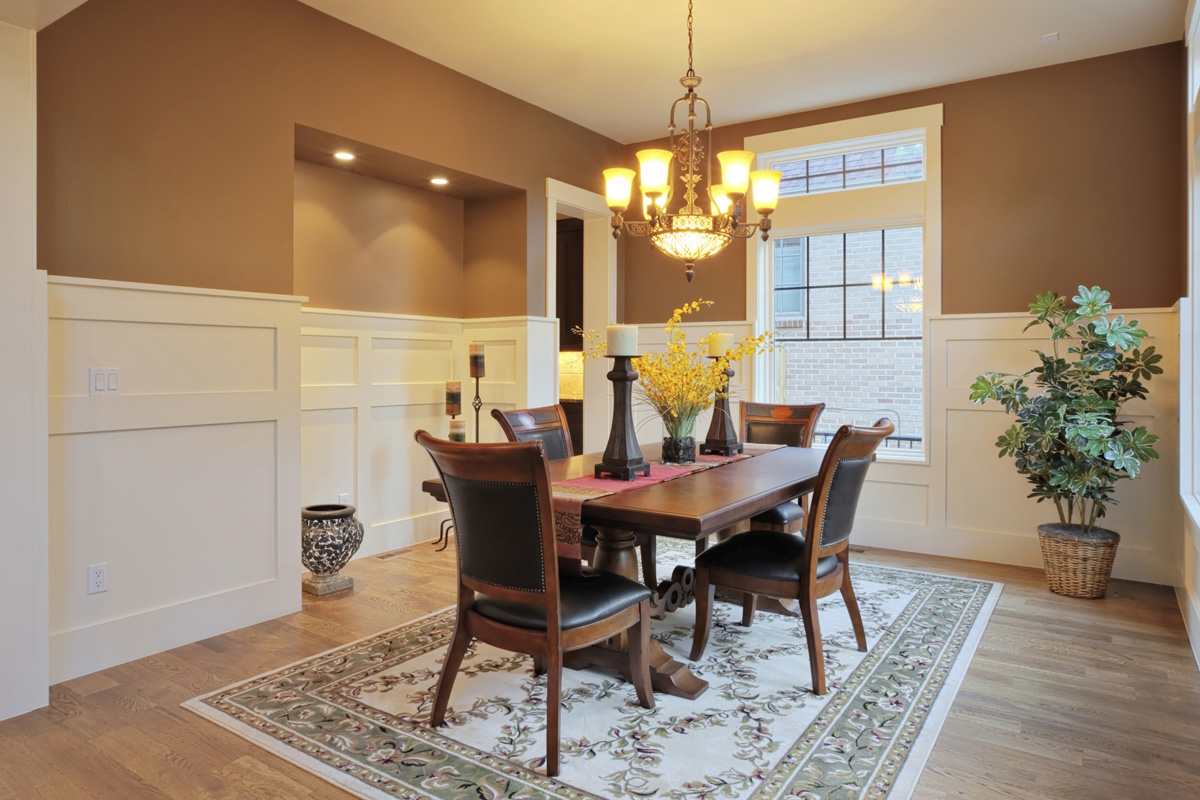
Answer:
603;0;782;282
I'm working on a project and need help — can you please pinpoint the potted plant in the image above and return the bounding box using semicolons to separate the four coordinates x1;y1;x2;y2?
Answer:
969;286;1161;598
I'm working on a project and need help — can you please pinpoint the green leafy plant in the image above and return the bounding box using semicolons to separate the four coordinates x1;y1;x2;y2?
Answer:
970;286;1161;531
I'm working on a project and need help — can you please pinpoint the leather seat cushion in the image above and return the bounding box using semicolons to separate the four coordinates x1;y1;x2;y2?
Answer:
695;530;839;583
750;500;805;527
473;567;651;631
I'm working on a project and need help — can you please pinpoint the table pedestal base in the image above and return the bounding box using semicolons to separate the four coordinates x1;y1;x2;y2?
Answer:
569;526;709;700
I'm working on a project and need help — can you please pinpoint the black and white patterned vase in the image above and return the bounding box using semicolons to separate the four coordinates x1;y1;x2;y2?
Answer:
301;504;364;595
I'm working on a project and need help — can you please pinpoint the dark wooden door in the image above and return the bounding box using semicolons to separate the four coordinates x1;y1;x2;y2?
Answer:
556;218;584;351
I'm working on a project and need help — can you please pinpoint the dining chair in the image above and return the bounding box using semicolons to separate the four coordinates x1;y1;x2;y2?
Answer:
491;405;575;459
492;405;659;587
740;401;826;534
689;418;894;695
415;430;655;777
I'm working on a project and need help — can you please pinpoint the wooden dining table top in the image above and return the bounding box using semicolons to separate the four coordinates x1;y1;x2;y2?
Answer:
423;443;824;540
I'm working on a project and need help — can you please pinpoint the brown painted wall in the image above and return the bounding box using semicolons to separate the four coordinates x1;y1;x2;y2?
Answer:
463;193;529;319
38;0;625;316
623;44;1185;323
293;160;465;317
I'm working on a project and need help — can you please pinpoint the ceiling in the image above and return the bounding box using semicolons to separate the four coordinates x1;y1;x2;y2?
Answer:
2;1;1186;144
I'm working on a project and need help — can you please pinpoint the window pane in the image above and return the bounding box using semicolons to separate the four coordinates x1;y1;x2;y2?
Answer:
887;281;923;338
778;160;808;196
845;168;882;188
846;230;883;284
845;149;883;170
807;287;844;338
846;284;882;338
773;238;808;287
780;175;808;195
808;234;843;286
884;227;923;282
808;171;843;193
779;340;924;455
884;143;923;164
774;287;807;317
808;155;843;175
884;162;923;182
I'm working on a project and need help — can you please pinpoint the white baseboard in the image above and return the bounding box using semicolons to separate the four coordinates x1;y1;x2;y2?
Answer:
50;576;300;684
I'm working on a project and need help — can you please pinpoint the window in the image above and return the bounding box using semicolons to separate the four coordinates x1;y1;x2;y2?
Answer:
746;106;942;461
776;144;924;197
773;228;924;453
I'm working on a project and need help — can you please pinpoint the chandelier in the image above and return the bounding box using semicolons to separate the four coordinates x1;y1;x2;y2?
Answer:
602;0;782;282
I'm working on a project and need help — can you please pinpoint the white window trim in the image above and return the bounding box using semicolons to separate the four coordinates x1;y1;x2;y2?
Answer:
745;104;943;464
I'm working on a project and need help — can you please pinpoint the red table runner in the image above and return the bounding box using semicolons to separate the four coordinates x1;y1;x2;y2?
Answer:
552;443;784;558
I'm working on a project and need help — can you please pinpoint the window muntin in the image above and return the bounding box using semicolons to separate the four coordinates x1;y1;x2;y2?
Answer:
776;144;923;197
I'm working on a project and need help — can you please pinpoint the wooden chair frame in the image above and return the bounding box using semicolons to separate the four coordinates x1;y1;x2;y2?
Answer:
491;404;658;588
690;418;894;695
416;431;654;777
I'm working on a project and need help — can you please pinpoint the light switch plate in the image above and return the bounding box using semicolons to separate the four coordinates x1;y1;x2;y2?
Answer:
88;368;121;396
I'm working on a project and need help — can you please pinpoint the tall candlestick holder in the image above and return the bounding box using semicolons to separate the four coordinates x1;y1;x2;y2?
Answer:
469;342;485;443
702;358;743;456
595;354;651;480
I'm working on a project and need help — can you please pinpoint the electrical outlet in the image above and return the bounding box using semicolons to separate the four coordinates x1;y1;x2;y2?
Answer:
337;492;351;504
87;563;108;595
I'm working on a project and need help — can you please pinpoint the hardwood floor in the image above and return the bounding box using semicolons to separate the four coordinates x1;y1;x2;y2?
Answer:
1;542;1198;799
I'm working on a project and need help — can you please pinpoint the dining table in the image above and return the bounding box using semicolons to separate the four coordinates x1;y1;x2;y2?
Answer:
422;441;825;700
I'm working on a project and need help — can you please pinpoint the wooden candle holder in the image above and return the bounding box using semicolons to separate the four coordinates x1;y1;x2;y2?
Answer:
702;360;743;456
595;355;650;480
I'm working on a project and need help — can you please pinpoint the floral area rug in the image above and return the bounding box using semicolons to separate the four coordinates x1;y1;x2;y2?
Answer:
186;543;1000;800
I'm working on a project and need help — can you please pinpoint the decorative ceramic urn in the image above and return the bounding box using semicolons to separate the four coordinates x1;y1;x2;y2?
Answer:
301;504;364;595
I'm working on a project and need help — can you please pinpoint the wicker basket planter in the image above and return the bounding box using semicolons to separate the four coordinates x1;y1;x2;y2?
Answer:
1036;523;1120;599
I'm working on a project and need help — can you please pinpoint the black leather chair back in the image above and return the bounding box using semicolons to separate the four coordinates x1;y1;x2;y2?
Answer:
416;432;557;597
741;402;825;448
492;406;573;460
441;474;547;592
807;419;894;549
813;455;873;547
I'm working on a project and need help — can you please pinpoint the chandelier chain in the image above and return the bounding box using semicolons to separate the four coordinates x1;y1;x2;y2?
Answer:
686;0;694;77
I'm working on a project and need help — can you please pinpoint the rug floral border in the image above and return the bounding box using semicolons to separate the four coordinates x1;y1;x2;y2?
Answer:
188;565;997;800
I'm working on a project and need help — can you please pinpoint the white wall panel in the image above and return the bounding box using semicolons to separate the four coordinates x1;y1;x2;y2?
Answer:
49;319;276;397
301;335;357;386
371;337;454;385
300;407;357;507
47;277;303;684
50;422;278;631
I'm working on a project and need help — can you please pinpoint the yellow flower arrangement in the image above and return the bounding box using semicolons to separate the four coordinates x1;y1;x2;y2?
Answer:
574;299;773;441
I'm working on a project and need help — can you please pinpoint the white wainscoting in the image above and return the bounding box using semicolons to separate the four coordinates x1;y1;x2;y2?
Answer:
46;277;304;683
300;310;557;558
851;308;1180;586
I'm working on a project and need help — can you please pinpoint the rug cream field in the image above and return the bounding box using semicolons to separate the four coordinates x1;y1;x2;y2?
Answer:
185;545;1001;800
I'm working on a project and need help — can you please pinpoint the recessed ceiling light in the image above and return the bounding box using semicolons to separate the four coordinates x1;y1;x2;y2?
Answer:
430;178;449;185
1042;32;1060;44
334;152;355;161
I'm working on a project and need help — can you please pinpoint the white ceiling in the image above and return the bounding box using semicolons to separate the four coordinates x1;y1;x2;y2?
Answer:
2;1;1186;144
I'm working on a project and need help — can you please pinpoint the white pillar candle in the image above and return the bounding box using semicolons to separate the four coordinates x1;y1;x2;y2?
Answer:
606;324;639;357
708;331;735;357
